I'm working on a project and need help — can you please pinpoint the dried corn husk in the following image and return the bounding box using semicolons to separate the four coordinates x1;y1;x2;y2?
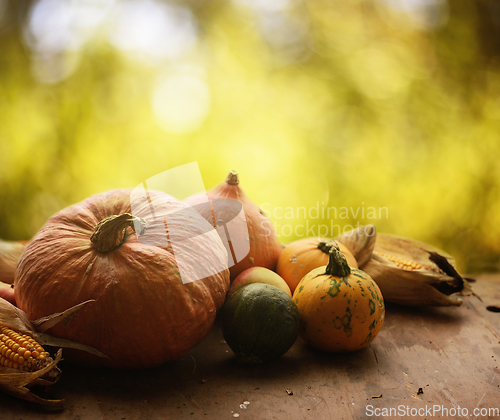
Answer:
0;297;108;409
335;224;377;267
0;349;64;409
335;225;473;307
0;239;25;285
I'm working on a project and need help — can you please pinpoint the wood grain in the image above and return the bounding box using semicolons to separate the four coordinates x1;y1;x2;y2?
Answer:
1;274;499;419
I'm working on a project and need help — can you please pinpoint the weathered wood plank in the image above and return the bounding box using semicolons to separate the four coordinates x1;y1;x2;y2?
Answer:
1;274;499;419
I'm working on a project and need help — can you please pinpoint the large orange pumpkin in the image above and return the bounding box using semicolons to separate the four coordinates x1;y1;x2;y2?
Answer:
14;189;230;369
185;171;282;280
293;242;384;352
277;237;358;294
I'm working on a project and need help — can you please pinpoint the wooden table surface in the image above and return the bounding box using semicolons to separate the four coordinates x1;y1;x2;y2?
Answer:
1;274;500;420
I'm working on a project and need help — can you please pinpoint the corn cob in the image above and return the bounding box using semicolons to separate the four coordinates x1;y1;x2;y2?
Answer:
0;298;110;409
0;324;52;372
336;226;473;306
374;251;440;272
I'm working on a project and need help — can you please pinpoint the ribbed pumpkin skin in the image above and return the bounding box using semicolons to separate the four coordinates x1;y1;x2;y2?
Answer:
185;172;282;280
14;189;230;369
293;267;385;352
277;237;358;294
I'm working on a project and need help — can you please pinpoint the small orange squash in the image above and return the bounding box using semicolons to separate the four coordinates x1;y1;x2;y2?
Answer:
277;237;358;294
293;242;384;352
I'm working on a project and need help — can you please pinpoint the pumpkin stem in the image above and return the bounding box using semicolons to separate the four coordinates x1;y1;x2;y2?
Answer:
317;240;337;255
90;213;146;253
225;170;239;185
325;242;351;277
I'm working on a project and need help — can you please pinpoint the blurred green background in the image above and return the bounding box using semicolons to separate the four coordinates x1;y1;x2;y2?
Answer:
0;0;499;274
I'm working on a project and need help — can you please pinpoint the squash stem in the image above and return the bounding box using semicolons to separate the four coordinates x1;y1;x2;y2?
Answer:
317;240;337;255
225;170;239;185
90;213;146;253
325;243;351;277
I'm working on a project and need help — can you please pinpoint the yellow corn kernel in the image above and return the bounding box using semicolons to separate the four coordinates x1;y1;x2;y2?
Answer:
375;252;430;271
0;324;54;372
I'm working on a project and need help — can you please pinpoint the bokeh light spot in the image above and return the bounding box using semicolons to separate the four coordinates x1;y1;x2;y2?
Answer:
107;0;198;61
152;73;211;134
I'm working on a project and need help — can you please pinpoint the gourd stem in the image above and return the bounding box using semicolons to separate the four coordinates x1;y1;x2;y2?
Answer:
325;242;351;277
317;240;337;255
225;170;239;185
90;213;146;253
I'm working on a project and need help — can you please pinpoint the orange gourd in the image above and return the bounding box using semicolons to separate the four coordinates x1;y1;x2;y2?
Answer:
185;171;282;280
277;237;358;294
14;189;230;369
293;242;385;352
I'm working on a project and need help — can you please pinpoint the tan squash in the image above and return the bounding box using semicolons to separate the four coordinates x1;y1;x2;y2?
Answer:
277;237;358;293
186;171;282;280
